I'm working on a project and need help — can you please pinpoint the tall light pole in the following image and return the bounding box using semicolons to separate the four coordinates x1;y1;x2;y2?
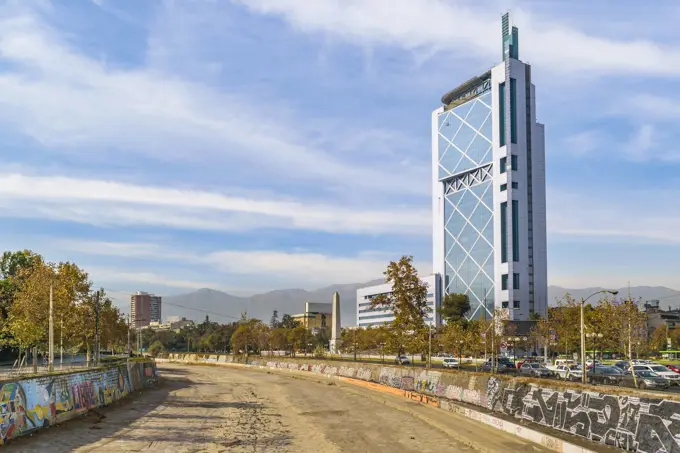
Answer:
49;283;54;372
581;290;618;384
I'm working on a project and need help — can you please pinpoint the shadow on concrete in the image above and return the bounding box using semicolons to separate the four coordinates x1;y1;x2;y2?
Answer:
2;375;191;453
163;400;262;409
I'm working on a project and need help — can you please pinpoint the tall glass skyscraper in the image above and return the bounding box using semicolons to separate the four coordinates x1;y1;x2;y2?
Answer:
432;13;547;321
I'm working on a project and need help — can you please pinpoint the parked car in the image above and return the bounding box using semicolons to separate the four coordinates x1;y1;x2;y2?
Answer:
585;360;601;368
442;358;459;368
631;365;680;385
481;359;516;374
614;361;630;371
555;364;582;381
519;362;553;378
667;364;680;373
394;356;410;365
620;371;671;390
586;366;625;385
546;359;576;372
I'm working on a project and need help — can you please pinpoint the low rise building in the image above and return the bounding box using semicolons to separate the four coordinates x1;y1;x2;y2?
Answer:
644;300;679;338
292;302;333;335
356;274;442;328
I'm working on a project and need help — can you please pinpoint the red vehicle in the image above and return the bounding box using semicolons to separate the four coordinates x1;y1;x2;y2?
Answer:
667;364;680;373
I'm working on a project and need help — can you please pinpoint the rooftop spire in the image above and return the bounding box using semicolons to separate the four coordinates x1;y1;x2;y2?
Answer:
502;13;519;61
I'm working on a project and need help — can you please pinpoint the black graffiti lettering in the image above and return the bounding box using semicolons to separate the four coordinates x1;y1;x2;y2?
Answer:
636;413;680;453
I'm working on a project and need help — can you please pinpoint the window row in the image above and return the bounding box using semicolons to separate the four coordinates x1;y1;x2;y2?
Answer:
499;155;518;173
498;79;517;147
500;181;519;192
501;273;520;290
501;301;521;309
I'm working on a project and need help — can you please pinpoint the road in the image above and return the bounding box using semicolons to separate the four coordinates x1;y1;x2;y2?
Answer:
5;363;553;453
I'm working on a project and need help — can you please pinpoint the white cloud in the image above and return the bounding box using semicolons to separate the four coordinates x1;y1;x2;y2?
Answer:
0;173;430;235
0;3;426;197
236;0;680;76
547;188;680;245
53;239;433;288
88;267;224;292
563;130;603;157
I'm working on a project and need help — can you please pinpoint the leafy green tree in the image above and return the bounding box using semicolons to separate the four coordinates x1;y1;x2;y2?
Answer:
439;293;471;324
280;314;299;329
0;250;41;319
148;340;166;357
371;256;430;357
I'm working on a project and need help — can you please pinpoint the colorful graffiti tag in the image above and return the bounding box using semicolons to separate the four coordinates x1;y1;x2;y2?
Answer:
0;361;157;446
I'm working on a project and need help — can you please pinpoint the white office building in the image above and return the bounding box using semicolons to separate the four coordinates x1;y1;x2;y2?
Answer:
356;274;442;327
432;13;547;321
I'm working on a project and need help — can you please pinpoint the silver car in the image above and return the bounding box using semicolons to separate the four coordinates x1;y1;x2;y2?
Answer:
520;362;552;378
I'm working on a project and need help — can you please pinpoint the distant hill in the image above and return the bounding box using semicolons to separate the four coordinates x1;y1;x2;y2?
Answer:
161;283;680;326
162;279;383;326
548;286;680;308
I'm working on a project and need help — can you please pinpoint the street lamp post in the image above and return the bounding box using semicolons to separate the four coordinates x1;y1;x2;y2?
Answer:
581;290;618;384
380;342;385;364
586;332;604;362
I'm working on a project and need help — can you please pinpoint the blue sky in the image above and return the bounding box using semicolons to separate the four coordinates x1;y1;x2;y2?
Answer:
1;0;679;309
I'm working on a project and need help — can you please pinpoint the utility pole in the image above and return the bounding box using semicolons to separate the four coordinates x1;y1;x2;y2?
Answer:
94;291;100;366
60;315;63;370
127;314;131;356
48;283;54;372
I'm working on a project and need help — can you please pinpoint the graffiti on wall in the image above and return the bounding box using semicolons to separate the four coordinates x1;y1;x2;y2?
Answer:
490;383;680;453
0;361;156;446
247;357;680;453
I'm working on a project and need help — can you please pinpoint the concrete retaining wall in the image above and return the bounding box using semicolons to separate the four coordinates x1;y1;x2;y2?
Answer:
166;353;679;453
0;360;158;446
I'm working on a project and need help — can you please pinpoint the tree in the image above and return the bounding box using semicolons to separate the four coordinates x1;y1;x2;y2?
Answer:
648;325;667;353
0;250;41;320
371;256;430;357
439;293;471;324
529;311;542;321
280;314;299;329
148;340;166;357
270;310;280;328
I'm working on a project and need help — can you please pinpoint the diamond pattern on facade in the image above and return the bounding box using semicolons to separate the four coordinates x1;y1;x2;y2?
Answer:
438;92;493;180
439;92;495;320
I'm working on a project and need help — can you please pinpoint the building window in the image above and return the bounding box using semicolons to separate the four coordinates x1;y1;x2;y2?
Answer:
513;300;520;309
513;273;520;289
500;183;507;192
512;182;518;189
501;202;508;263
502;274;508;290
502;301;509;309
510;78;517;144
511;154;518;171
500;157;507;173
499;82;506;146
512;200;519;262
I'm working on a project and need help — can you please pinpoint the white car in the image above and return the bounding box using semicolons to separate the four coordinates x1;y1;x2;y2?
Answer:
555;364;582;381
443;358;459;368
632;365;680;385
546;359;576;372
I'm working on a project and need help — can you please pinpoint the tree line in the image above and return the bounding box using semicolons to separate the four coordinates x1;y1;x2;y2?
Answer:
144;311;330;357
0;250;128;362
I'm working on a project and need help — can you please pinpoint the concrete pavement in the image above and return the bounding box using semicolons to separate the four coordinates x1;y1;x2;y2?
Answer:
4;363;554;452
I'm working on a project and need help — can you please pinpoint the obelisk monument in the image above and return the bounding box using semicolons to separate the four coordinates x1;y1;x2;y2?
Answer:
330;292;341;353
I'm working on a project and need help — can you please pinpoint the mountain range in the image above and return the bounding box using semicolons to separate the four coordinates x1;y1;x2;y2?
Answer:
161;283;680;326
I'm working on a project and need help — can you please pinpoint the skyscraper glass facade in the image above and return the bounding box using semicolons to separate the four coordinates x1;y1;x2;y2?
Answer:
437;90;494;319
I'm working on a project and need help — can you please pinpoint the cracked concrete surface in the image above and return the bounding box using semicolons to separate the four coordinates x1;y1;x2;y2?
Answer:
3;363;552;452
